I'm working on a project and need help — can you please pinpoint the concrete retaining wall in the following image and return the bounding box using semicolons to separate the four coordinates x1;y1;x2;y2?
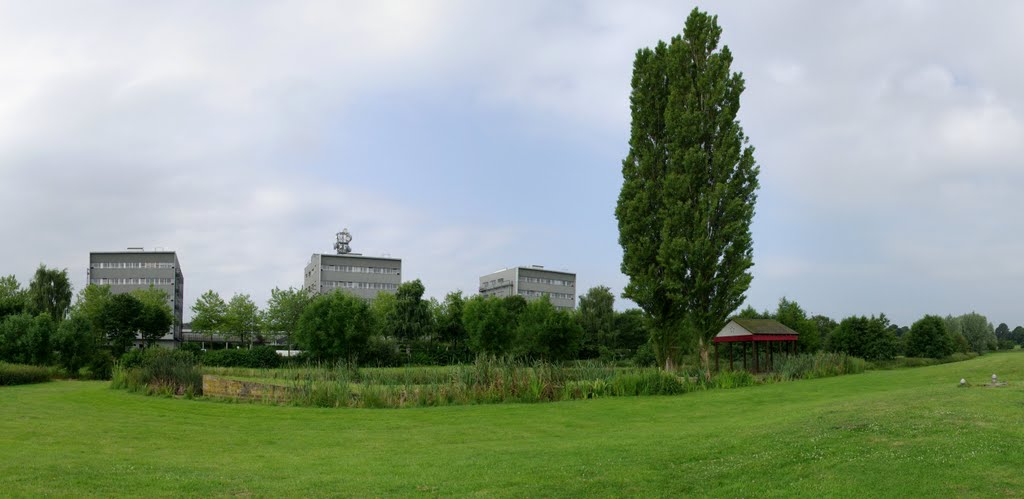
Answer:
202;375;295;403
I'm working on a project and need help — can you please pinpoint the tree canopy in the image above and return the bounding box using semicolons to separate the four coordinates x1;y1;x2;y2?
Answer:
27;265;73;321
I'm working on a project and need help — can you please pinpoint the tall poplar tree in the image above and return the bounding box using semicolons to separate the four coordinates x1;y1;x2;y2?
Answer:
616;8;759;371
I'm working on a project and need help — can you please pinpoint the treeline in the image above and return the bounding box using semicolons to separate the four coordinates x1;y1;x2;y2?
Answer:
0;265;175;378
190;282;652;366
737;297;1019;361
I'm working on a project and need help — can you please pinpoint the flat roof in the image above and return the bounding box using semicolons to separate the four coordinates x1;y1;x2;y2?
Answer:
90;250;178;255
484;266;575;277
313;253;402;262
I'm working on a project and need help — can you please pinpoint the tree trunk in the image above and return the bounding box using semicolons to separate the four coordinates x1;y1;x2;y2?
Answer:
698;337;711;381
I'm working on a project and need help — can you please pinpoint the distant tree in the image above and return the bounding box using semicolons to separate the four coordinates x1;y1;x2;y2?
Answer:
616;9;759;371
295;291;372;363
263;287;313;350
613;309;650;357
514;296;583;361
502;295;528;318
959;312;996;354
369;292;397;335
775;297;819;353
905;315;953;359
0;275;27;320
995;323;1011;341
385;279;433;345
191;290;228;339
811;315;838;345
734;305;770;319
27;264;73;321
577;286;616;358
827;314;898;361
1012;326;1024;346
463;296;515;356
54;315;97;374
0;313;54;365
434;291;469;357
131;286;174;346
943;315;969;353
224;293;261;348
72;284;113;334
100;293;143;357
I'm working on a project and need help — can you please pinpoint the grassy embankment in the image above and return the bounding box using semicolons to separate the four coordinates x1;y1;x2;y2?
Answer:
1;352;1021;496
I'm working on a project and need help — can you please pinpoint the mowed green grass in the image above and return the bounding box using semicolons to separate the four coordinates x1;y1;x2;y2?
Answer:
1;353;1022;497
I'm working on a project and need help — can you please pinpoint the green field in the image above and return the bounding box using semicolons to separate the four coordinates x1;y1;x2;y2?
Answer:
1;353;1021;497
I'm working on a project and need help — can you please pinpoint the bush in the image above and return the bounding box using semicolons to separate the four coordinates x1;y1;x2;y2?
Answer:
85;350;115;380
111;348;201;396
778;352;867;380
201;346;283;368
0;362;53;385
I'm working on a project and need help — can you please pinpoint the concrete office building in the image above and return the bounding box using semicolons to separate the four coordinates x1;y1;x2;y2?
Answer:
304;229;402;300
479;265;576;310
88;249;184;347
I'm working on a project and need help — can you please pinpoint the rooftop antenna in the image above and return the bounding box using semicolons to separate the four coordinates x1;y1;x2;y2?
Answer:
334;228;353;255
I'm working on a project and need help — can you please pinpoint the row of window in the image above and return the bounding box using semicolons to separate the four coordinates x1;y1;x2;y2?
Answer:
519;290;575;301
323;281;399;291
481;279;512;290
323;264;400;274
92;262;174;269
90;278;174;285
520;276;574;287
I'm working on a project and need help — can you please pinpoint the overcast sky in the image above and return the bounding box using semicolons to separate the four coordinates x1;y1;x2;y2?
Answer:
2;1;1023;326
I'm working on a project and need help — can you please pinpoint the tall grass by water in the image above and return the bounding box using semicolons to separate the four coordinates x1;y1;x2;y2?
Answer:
0;362;54;385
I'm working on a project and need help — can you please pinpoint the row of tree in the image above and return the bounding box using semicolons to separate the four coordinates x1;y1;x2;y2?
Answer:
0;265;175;375
188;281;651;365
737;297;1016;361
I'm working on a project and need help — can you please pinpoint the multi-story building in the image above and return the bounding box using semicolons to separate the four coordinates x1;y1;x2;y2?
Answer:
87;249;184;347
303;229;402;300
479;265;576;310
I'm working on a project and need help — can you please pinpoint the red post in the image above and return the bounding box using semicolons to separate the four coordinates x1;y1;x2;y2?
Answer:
753;341;759;373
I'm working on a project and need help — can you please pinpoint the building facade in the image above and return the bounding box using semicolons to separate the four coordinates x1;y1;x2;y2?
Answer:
304;230;402;300
479;265;576;310
88;249;184;346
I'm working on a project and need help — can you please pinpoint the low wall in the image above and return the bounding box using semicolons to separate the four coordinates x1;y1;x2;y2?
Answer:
202;375;295;403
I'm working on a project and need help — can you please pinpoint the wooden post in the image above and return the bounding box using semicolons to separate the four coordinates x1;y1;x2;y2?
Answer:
769;340;773;370
753;341;759;372
715;342;719;372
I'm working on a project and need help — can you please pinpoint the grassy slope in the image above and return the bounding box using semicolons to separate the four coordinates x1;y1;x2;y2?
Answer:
1;353;1021;497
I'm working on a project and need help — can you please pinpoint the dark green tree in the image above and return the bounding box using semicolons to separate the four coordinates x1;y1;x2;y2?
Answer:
514;296;583;361
616;8;759;370
0;313;54;365
224;293;261;347
0;275;27;320
775;297;819;353
577;286;616;358
54;314;98;374
385;279;433;343
1012;326;1024;346
613;309;650;357
191;290;228;341
994;322;1010;341
263;287;313;350
734;305;769;319
294;291;372;363
811;315;838;345
463;296;515;356
131;286;174;346
959;312;995;354
434;291;469;359
905;315;953;359
27;264;73;321
72;284;113;334
826;314;898;361
100;293;144;357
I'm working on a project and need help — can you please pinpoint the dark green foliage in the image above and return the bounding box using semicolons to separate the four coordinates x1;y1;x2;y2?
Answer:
958;312;996;354
201;346;282;368
190;290;227;336
0;362;53;385
577;286;616;358
100;293;144;357
613;309;650;358
616;8;759;370
131;286;174;346
0;313;54;365
1011;326;1024;346
386;279;433;342
295;291;372;363
27;265;73;321
225;293;261;347
997;339;1016;351
433;291;471;363
994;323;1010;341
111;348;201;396
826;315;898;361
85;350;115;380
735;305;770;319
774;297;819;353
463;295;516;356
905;315;953;359
54;315;98;375
777;352;868;380
514;296;583;361
0;275;27;320
264;287;312;349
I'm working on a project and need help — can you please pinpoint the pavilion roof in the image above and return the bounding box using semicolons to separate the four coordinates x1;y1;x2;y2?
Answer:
729;319;800;336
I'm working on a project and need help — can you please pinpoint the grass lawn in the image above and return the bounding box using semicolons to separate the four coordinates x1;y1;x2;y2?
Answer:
1;352;1021;497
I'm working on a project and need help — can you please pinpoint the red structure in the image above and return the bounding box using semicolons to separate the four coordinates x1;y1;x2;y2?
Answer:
712;319;799;372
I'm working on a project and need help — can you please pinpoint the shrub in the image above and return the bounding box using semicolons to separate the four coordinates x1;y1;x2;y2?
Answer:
778;352;867;380
85;350;115;380
201;346;283;368
0;362;53;385
111;348;201;396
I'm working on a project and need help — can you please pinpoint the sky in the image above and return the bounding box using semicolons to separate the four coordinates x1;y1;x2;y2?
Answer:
2;1;1023;327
